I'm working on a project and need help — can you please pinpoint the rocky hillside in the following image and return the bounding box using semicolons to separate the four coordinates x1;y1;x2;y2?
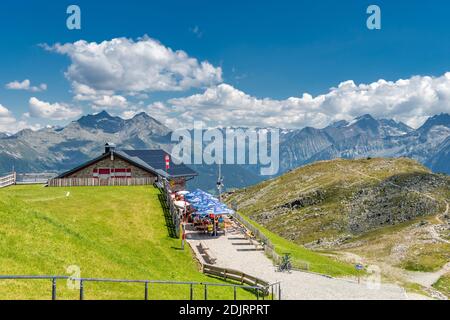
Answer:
224;158;450;246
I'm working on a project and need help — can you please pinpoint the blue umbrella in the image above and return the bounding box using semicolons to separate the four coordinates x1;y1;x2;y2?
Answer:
185;188;234;216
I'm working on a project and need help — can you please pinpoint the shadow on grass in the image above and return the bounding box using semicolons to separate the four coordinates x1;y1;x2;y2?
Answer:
158;192;178;239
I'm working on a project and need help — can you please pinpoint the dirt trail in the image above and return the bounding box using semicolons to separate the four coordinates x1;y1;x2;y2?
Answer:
405;262;450;287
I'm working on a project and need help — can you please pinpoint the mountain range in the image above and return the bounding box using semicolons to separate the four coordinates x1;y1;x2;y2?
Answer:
0;111;449;191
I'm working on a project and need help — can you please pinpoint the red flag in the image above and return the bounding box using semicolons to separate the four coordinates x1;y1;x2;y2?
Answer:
165;154;170;170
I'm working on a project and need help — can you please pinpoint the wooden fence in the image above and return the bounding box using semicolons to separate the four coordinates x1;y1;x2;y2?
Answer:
202;265;281;299
0;172;16;188
203;264;266;288
48;177;156;187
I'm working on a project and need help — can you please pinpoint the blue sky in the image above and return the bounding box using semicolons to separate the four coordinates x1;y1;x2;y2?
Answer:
1;0;450;132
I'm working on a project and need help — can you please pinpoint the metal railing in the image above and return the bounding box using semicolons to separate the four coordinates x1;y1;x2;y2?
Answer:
0;275;272;300
157;178;181;238
233;212;279;264
233;212;309;271
15;172;57;184
0;172;16;188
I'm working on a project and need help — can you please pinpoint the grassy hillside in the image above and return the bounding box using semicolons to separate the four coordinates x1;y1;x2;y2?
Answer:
226;158;449;245
0;185;255;300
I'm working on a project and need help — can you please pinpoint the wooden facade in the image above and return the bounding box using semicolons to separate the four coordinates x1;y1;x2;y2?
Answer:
65;156;156;179
48;177;156;187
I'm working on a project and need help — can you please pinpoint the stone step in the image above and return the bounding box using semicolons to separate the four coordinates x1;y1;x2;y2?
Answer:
236;247;265;252
231;242;255;246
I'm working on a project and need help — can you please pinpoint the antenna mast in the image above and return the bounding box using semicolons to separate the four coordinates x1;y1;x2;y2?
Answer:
217;162;223;201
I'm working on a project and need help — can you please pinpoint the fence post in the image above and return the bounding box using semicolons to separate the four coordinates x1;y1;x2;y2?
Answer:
204;284;208;300
190;283;193;300
79;280;84;300
51;278;57;300
234;286;237;300
144;282;149;300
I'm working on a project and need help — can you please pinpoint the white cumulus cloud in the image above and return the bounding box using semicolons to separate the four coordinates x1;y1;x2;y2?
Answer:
164;73;450;129
28;97;82;120
5;79;47;92
45;35;222;96
0;104;34;133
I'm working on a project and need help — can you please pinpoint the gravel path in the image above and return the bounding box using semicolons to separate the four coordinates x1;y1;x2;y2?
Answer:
405;262;450;287
187;226;428;300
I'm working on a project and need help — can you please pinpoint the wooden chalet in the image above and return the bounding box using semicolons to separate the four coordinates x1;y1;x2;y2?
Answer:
48;143;197;190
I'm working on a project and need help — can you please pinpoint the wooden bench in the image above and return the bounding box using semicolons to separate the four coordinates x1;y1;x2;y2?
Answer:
198;241;217;264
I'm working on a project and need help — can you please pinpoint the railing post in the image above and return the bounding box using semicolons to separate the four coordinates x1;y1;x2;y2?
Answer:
204;284;208;300
278;284;281;300
79;280;84;300
144;282;149;300
190;283;193;300
271;285;274;300
234;286;237;300
51;278;57;300
256;288;259;300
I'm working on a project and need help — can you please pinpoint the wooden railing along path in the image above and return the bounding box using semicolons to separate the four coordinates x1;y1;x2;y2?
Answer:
203;264;281;299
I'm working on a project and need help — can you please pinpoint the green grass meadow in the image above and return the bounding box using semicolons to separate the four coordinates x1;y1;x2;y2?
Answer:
0;185;255;300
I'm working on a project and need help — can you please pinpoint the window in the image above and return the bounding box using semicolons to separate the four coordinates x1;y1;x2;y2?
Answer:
111;168;131;178
93;168;131;178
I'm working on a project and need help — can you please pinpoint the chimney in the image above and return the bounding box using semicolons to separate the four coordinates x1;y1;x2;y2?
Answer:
104;142;116;154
